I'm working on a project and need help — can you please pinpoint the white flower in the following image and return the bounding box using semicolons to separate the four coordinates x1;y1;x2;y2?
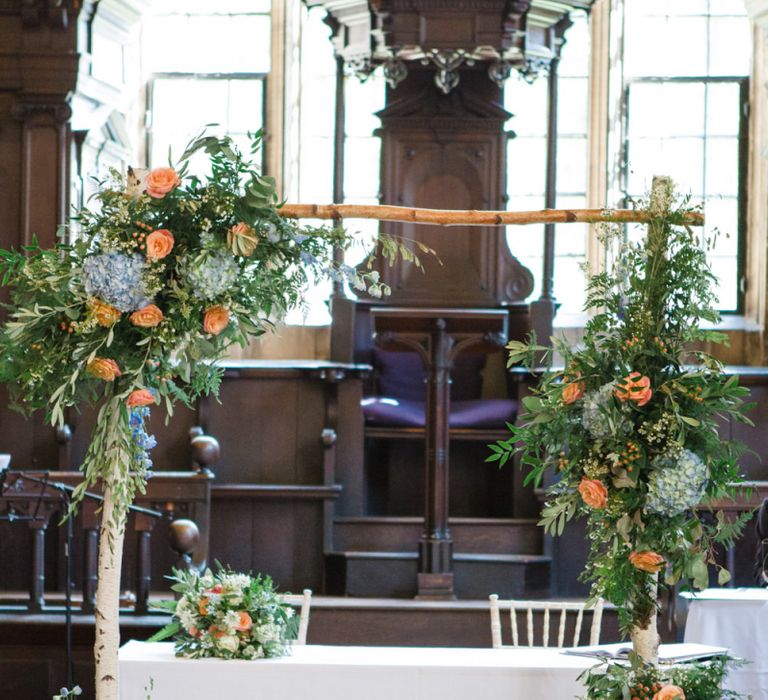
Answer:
222;610;241;633
253;623;281;644
216;635;240;653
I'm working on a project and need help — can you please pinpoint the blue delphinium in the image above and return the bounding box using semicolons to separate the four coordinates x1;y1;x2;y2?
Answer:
82;252;151;312
182;250;238;300
129;406;156;477
646;449;708;517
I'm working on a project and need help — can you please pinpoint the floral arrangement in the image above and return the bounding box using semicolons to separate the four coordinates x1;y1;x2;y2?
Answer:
580;654;745;700
149;567;296;660
0;131;414;699
0;131;396;506
488;177;752;677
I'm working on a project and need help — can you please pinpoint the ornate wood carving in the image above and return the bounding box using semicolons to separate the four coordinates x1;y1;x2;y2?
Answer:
368;69;533;306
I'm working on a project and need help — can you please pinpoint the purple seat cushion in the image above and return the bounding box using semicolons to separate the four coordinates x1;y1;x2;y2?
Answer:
373;347;486;401
362;397;518;428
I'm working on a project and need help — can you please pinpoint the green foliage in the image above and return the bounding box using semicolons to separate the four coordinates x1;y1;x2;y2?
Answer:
580;655;746;700
0;131;415;515
488;179;752;634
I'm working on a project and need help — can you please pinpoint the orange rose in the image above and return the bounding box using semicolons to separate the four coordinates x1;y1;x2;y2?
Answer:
629;550;666;574
227;222;259;257
86;357;121;381
130;304;164;328
578;478;608;509
89;298;121;327
189;625;200;638
198;597;209;616
233;611;252;632
126;389;155;408
145;167;180;198
203;306;229;335
145;229;174;260
615;371;652;407
562;376;586;405
653;685;685;700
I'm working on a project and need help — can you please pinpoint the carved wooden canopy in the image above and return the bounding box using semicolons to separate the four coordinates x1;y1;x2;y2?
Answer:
306;0;594;90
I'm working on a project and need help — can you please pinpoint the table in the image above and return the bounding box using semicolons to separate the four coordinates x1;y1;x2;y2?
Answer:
683;587;768;699
119;641;597;700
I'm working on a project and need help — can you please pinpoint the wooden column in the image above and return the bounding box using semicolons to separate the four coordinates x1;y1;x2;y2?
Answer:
372;308;508;599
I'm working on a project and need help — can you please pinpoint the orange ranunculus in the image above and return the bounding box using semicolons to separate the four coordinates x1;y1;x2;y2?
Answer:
189;625;200;638
145;167;180;198
126;389;155;408
89;298;121;327
208;624;228;639
145;229;174;260
562;376;586;405
130;304;164;328
203;306;229;335
578;478;608;509
615;371;652;407
86;357;121;381
233;611;252;632
653;685;686;700
227;222;259;257
198;597;209;616
629;550;666;574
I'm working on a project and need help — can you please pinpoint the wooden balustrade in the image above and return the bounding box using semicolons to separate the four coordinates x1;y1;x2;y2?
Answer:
0;470;211;614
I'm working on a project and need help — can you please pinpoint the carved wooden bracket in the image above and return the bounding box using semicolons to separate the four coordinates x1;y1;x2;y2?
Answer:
10;100;73;124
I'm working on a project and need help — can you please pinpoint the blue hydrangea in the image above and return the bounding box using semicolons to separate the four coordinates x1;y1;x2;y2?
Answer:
646;449;708;517
129;406;156;476
182;250;238;300
82;252;151;312
581;383;617;440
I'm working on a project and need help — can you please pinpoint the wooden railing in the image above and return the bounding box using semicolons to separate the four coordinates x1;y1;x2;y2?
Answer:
0;470;212;614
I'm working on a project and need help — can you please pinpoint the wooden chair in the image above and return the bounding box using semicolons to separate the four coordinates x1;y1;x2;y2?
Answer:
489;594;604;648
280;589;312;645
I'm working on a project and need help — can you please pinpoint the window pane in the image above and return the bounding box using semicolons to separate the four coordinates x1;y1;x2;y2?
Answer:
558;77;588;134
145;14;271;73
508;138;547;194
704;197;739;256
557;138;588;194
706;83;741;135
705;138;740;197
709;257;738;311
151;78;264;168
505;79;548;136
708;17;752;76
553;257;587;315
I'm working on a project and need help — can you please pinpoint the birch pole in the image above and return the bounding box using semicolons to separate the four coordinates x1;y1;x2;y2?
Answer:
89;397;134;700
94;480;128;700
278;204;704;227
630;573;660;664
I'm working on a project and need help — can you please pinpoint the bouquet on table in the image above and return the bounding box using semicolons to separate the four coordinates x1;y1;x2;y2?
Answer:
488;178;752;698
150;567;296;660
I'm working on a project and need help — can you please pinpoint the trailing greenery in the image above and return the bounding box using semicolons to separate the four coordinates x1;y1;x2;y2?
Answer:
580;654;746;700
488;179;753;637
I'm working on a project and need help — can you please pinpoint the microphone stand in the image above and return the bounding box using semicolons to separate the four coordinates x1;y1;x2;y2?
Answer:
8;472;164;691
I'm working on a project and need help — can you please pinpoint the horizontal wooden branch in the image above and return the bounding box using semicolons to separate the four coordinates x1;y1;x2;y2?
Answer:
278;203;705;227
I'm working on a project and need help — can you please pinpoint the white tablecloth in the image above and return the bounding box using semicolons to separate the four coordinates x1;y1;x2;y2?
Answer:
683;587;768;699
119;641;598;700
